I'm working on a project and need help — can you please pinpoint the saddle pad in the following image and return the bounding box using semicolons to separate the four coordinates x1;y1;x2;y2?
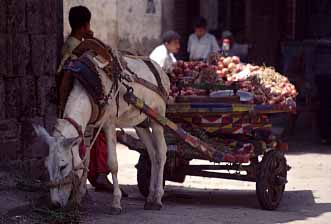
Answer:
63;56;105;104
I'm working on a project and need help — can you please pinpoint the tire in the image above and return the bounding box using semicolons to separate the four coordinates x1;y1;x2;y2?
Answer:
256;150;287;210
136;154;165;198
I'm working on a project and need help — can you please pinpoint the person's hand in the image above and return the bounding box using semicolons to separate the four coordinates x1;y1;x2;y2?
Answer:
84;30;94;39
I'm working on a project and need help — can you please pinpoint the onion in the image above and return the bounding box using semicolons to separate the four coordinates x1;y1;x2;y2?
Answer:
218;61;224;68
228;62;236;71
223;57;232;66
222;68;229;74
268;100;275;105
291;90;297;95
232;56;240;64
216;70;225;78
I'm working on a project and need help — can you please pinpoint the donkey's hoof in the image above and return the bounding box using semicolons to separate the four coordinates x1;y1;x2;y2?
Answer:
152;203;162;211
109;207;122;215
144;202;154;210
144;202;162;211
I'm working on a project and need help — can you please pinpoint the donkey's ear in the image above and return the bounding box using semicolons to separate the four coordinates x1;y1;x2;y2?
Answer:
33;124;53;145
62;137;82;149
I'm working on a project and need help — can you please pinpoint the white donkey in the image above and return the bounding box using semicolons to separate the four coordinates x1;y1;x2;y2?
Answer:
34;49;170;214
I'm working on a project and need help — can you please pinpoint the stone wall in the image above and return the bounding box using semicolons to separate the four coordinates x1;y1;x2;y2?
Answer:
63;0;163;55
0;0;63;164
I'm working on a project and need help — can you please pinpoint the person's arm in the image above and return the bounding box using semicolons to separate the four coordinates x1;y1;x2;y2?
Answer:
188;35;193;53
170;53;177;63
187;35;193;60
211;35;220;53
57;44;71;73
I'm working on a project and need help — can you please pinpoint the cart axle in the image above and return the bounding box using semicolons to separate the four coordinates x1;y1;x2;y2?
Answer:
184;169;256;182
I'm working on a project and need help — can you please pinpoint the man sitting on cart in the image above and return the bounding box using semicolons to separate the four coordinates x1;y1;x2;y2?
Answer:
149;30;181;73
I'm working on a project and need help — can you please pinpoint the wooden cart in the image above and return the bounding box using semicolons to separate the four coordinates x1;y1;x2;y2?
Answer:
119;92;292;210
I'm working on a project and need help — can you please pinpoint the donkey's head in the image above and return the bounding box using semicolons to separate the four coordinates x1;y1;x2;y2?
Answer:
33;125;82;208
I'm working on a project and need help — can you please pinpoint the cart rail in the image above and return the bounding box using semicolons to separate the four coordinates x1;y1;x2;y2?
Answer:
124;91;225;162
166;102;294;114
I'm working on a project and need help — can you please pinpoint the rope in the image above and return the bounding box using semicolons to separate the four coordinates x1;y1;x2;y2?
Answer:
81;85;121;162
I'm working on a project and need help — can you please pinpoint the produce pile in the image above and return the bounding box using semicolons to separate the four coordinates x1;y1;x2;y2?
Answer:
170;56;298;108
169;61;210;96
248;67;297;106
214;56;246;81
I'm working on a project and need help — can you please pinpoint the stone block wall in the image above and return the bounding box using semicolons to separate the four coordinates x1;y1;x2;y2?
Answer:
0;0;63;165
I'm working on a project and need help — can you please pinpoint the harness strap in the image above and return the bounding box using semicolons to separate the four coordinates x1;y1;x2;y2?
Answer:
86;94;102;124
141;59;168;99
133;77;168;102
124;63;168;102
64;117;84;137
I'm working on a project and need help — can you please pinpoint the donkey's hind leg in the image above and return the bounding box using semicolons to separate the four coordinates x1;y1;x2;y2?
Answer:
149;121;167;209
135;127;159;210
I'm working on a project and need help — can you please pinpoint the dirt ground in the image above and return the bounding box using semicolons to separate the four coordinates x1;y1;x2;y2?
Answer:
81;141;331;224
1;122;331;224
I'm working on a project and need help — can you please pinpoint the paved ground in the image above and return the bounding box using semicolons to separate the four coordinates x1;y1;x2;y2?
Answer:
1;116;331;224
80;141;331;224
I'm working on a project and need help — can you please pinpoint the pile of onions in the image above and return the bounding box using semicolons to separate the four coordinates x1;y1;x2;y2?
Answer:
249;67;298;106
215;56;243;81
170;61;214;97
171;61;209;82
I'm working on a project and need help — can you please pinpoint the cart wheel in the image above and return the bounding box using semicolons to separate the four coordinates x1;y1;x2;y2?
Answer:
136;154;165;198
256;150;287;210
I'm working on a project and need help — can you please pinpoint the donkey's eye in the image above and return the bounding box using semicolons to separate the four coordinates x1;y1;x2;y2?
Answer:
60;165;67;172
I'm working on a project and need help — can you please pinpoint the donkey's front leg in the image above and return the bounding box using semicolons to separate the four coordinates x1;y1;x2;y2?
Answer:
103;122;122;215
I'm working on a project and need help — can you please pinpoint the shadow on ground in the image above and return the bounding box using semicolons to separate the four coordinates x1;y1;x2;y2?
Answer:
1;181;330;224
287;140;331;155
81;184;331;224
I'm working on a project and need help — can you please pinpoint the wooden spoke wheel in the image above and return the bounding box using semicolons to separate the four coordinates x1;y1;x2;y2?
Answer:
136;154;165;198
256;150;288;210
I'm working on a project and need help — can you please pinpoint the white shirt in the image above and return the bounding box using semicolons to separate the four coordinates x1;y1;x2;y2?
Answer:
188;33;220;61
149;44;177;72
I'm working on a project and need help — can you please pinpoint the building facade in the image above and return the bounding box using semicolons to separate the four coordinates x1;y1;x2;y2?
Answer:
0;0;330;175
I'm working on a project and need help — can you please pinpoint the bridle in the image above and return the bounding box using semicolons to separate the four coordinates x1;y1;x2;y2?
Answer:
47;117;89;205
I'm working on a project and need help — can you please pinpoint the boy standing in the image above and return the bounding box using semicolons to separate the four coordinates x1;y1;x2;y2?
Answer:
57;6;127;196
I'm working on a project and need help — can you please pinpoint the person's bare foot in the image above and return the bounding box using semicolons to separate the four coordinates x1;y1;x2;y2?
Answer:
95;173;128;197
